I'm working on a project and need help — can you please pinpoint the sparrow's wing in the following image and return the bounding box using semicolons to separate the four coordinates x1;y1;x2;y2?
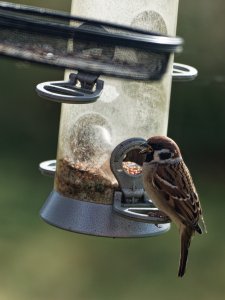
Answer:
152;161;202;230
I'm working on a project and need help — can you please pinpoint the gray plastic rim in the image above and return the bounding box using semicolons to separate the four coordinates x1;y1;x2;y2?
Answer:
40;191;170;238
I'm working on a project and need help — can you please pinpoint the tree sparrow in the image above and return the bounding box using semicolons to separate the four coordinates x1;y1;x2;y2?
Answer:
140;136;206;277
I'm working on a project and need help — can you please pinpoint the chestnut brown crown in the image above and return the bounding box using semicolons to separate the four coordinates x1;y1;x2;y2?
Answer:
140;136;182;161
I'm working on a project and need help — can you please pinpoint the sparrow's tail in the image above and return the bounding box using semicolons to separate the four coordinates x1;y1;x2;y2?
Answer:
200;215;207;234
178;226;193;277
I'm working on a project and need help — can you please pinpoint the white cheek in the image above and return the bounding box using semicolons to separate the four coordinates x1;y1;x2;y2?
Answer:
153;152;161;161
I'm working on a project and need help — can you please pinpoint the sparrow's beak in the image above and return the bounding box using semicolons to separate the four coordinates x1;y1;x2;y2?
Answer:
139;142;153;154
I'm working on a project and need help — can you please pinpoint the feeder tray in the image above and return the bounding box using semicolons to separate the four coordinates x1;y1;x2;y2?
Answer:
39;138;171;238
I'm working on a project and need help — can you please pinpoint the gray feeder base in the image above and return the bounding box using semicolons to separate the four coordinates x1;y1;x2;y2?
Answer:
40;191;170;238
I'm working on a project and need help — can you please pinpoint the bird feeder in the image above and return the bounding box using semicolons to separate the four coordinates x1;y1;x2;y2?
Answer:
40;0;181;238
0;1;197;237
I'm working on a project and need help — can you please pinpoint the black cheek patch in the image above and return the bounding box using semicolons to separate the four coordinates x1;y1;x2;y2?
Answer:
159;152;171;160
145;152;154;162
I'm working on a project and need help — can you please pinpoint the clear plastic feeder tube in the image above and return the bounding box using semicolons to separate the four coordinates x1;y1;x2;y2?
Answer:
54;0;179;205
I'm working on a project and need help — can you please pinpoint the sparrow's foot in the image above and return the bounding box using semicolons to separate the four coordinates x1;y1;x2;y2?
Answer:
148;210;171;222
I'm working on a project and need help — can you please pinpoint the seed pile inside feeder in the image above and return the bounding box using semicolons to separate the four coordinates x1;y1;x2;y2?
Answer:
122;161;142;175
55;157;118;204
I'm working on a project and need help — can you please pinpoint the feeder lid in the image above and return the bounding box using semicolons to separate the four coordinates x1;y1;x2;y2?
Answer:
0;1;183;80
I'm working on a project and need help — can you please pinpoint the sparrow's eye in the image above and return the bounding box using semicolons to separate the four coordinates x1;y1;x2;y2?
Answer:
159;152;171;160
145;152;154;162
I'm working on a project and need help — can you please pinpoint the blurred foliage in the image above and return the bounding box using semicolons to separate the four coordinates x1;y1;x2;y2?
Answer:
0;0;225;300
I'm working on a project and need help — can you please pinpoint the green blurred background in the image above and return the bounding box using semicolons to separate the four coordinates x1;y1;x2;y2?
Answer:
0;1;225;299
